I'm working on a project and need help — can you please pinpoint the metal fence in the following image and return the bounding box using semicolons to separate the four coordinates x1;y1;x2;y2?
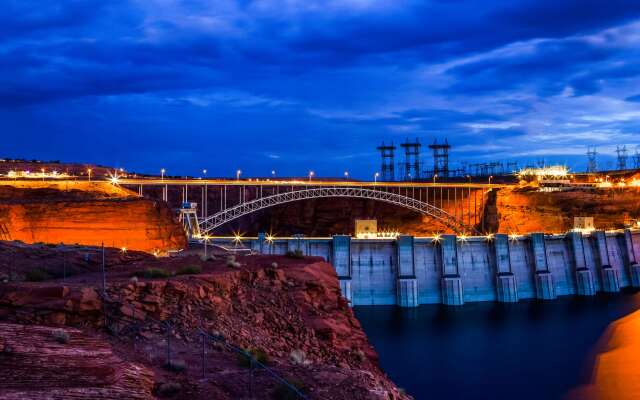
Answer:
101;291;308;399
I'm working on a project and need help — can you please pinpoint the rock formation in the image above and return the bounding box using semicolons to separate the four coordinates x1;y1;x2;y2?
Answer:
0;182;186;253
0;246;411;399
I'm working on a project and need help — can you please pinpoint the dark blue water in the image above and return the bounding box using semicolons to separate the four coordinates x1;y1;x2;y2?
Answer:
355;291;640;400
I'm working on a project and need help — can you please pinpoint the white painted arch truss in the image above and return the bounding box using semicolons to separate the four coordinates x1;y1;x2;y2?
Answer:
198;187;475;235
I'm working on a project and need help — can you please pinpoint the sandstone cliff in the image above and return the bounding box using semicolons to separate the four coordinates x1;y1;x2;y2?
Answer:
0;183;186;253
0;246;410;399
492;187;640;233
0;323;155;399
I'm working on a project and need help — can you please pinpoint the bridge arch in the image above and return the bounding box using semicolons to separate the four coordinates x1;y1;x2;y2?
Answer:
198;187;475;235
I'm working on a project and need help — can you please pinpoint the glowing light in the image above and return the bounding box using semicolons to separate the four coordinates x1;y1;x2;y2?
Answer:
517;165;569;179
485;233;495;241
232;231;244;244
598;181;613;188
431;233;442;243
108;169;121;185
5;169;70;179
458;234;468;242
121;247;127;253
266;234;275;243
509;233;520;242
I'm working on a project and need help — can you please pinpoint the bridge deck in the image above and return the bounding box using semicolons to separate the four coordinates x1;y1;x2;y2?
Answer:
118;178;506;188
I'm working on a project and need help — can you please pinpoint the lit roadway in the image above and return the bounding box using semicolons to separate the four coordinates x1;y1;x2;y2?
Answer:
116;177;507;189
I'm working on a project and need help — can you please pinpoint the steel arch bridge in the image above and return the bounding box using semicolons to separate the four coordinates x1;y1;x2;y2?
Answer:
198;186;476;235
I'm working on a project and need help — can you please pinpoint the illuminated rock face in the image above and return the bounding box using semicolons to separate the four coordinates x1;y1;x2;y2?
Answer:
492;187;640;233
0;187;186;253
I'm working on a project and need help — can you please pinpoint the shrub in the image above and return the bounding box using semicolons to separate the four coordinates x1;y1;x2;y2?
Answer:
237;347;269;368
157;382;181;397
226;255;241;268
157;382;182;397
289;349;311;366
271;378;307;400
176;265;201;275
352;349;366;363
163;359;186;372
52;329;70;344
132;268;171;279
25;269;52;282
285;249;304;259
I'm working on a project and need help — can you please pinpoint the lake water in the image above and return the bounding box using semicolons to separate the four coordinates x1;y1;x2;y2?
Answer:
355;291;640;400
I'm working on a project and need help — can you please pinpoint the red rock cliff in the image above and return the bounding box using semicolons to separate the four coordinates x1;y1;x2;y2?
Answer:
0;252;411;399
0;182;186;253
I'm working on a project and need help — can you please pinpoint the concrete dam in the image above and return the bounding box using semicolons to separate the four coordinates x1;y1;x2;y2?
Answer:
213;229;640;307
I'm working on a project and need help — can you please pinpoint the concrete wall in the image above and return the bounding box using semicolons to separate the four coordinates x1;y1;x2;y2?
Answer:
217;229;640;307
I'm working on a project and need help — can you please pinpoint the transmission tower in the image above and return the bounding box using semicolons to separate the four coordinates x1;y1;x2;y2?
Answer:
633;146;640;169
376;142;396;181
586;147;597;173
400;138;421;180
428;139;451;178
616;145;628;170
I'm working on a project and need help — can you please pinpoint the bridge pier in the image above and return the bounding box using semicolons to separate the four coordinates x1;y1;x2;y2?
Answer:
440;234;464;306
567;231;596;296
493;234;518;302
594;230;620;293
396;235;418;308
530;233;556;300
623;229;640;288
332;235;353;305
256;232;266;254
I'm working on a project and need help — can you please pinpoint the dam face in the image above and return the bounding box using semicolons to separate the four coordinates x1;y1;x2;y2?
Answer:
214;229;640;307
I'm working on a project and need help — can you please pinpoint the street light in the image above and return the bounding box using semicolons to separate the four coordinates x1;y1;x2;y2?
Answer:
432;174;438;184
202;169;207;178
489;175;493;185
344;171;349;180
41;168;45;181
374;172;379;183
236;169;242;181
309;171;314;182
161;168;165;181
87;168;92;182
271;170;276;178
467;175;471;184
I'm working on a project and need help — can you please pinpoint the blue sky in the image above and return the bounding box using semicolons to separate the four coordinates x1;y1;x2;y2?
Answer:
1;0;640;178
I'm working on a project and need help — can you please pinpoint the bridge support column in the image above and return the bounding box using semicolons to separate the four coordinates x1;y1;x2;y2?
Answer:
567;231;595;296
332;235;352;305
493;234;518;302
594;230;620;293
623;229;640;288
530;233;556;300
256;232;266;254
440;234;464;306
396;235;418;308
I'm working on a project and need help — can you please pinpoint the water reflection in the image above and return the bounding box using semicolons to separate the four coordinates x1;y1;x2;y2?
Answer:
355;291;640;400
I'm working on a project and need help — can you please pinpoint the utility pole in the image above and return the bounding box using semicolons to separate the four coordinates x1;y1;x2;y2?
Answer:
586;147;597;173
616;145;628;170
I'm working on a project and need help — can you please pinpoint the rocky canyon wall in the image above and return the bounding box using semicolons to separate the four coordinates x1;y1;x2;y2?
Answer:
0;183;186;253
491;187;640;233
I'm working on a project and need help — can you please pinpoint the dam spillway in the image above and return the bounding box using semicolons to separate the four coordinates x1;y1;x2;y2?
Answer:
211;229;640;307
